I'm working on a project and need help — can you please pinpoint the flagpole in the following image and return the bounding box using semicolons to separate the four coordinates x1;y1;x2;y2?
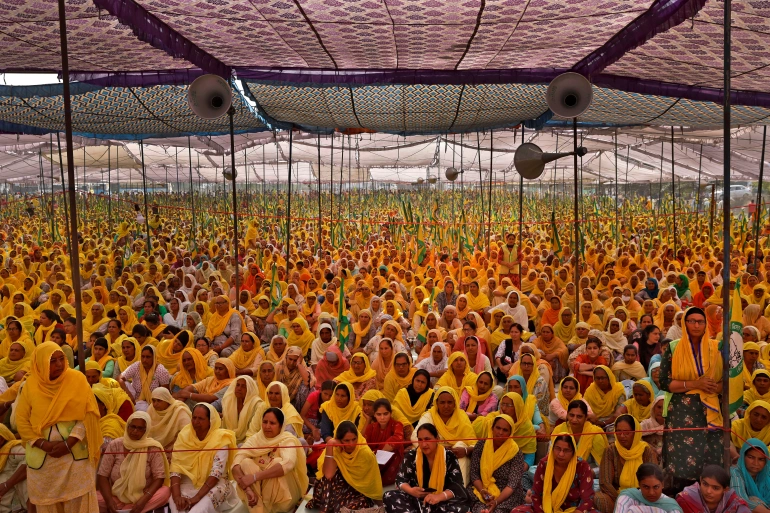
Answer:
753;126;766;273
721;0;732;471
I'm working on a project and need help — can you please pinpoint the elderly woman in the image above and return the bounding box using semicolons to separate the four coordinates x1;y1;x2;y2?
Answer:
232;407;308;513
307;420;383;512
169;403;240;513
205;295;244;357
96;412;170;513
333;352;377;400
221;376;263;446
173;359;236;412
16;342;101;513
275;345;314;409
147;388;191;453
118;345;171;411
247;382;304;438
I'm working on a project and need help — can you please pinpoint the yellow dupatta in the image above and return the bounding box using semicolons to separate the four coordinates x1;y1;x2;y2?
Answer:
382;351;415;401
583;365;626;418
315;429;383;500
415;443;447;492
745;369;770;405
115;337;141;373
732;401;770;448
319;382;362;426
615;416;649;490
147;387;191;448
221;376;263;444
542;434;578;513
111;411;169;504
556;376;583;412
205;296;243;339
429;387;477;446
474;413;519;500
0;424;22;474
171;347;214;390
170;403;237;488
552;419;607;464
463;370;495;414
227;332;265;370
334;352;377;384
195;358;236;394
623;380;654;422
286;317;315;356
435;352;477;396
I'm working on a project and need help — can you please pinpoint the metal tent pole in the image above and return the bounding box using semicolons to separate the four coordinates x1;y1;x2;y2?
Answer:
228;108;240;306
286;130;293;263
754;126;767;272
671;127;677;255
721;0;732;471
486;131;493;257
140;141;152;253
317;134;322;258
56;0;85;372
573;118;580;315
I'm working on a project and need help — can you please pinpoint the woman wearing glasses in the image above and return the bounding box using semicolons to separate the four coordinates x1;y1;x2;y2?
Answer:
659;307;724;495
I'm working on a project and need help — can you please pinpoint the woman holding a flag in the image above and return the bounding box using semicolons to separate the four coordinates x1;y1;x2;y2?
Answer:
660;307;724;495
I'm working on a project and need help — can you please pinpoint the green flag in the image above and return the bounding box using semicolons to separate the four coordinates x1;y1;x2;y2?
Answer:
338;277;350;349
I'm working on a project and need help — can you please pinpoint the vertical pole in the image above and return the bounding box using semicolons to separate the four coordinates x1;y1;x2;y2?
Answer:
56;133;70;242
614;129;619;246
286;130;293;263
228;108;240;307
486;130;493;257
459;133;464;286
188;137;195;239
710;183;716;237
56;0;85;372
140;141;152;253
573;118;580;315
754;126;767;272
721;0;732;471
519;125;524;289
108;144;112;234
49;134;56;240
671;126;677;255
317;134;322;258
696;144;703;220
330;135;334;243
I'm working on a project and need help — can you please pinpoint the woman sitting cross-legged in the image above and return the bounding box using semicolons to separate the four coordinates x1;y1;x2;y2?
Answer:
147;387;191;454
169;403;241;513
0;424;27;513
383;422;468;513
306;420;383;513
231;407;308;513
96;411;171;513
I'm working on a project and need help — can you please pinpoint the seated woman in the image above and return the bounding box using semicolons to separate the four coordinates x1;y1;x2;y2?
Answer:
247;381;304;438
435;352;477;397
0;423;27;512
414;341;449;386
221;376;263;446
319;382;362;442
731;439;770;513
118;346;171;411
549;376;593;427
265;335;287;363
612;344;646;381
641;395;666;456
393;369;435;427
232;407;308;513
307;421;383;513
506;375;546;436
114;337;140;379
473;391;537;466
412;386;476;485
173;358;236;412
594;414;660;513
155;330;191;375
584;365;626;429
228;333;265;377
467;414;527;513
383;351;415;402
300;380;335;443
532;324;568;383
508;346;554;427
169;347;214;396
195;338;219;369
205;295;244;357
552;399;607;466
459;370;497;422
333;352;377;400
147;388;191;453
169;403;240;513
677;465;752;513
732;401;770;457
383;423;468;513
617;380;655;423
512;434;598;513
0;338;32;384
615;463;683;513
96;411;170;513
254;361;276;401
93;384;128;446
363;398;405;486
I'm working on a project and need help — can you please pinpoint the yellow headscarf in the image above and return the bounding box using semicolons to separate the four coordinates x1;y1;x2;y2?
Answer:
15;342;102;468
221;376;263;444
170;402;237;488
115;337;141;373
552;415;607;464
474;413;519;501
382;351;416;401
623;380;654;422
463;370;495;414
0;338;33;382
147;387;191;448
435;352;477;396
286;317;315;356
195;358;236;394
556;376;583;412
745;369;770;405
392;373;434;425
111;411;169;504
614;415;649;490
542;434;578;513
416;441;447;492
428;386;477;446
205;295;243;339
334;352;377;384
319;382;362;427
170;347;213;390
315;427;383;500
732;400;770;448
583;365;626;419
227;332;265;370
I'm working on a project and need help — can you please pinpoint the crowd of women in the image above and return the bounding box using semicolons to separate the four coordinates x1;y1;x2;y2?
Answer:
2;199;770;513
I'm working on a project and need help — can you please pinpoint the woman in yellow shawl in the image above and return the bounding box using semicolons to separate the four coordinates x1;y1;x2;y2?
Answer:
552;398;607;465
584;365;626;429
593;414;658;513
412;386;477;485
114;337;140;375
169;403;240;512
318;382;363;442
246;381;304;438
468;413;525;513
93;384;128;442
308;420;382;511
221;376;263;445
731;400;770;454
552;307;576;345
286;317;315;357
34;309;60;346
334;352;377;400
16;342;101;512
435;352;478;396
147;387;191;452
95;411;170;513
175;358;236;408
383;351;416;401
659;306;723;489
0;319;33;360
205;295;245;357
474;392;537;465
465;281;490;314
232;406;308;513
228;332;265;376
745;369;770;406
0;337;32;383
154;330;191;374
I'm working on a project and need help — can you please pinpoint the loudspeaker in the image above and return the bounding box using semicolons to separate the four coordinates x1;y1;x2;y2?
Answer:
514;143;578;180
546;72;593;118
223;168;237;181
445;167;460;182
188;74;233;120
